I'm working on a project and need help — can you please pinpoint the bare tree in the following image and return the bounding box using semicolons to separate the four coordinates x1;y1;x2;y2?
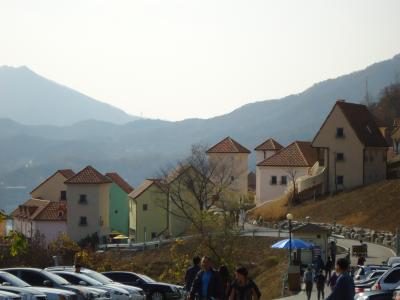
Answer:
287;169;298;207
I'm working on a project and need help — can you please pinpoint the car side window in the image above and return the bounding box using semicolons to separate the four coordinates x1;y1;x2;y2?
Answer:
58;273;80;285
383;269;400;283
110;273;137;282
20;271;47;286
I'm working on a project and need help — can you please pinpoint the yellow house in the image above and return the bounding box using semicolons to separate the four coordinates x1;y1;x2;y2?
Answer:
313;100;388;193
31;169;75;201
128;179;168;243
206;137;250;199
65;166;112;243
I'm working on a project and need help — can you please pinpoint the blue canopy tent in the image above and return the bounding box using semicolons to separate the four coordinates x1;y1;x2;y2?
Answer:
272;239;314;250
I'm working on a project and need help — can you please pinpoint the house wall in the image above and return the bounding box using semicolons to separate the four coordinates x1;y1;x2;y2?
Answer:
35;221;67;244
313;105;364;192
31;172;68;201
129;198;137;237
364;147;387;184
12;217;33;238
292;232;328;265
255;150;276;165
256;166;309;204
109;183;129;236
134;184;168;243
207;153;249;198
66;183;111;242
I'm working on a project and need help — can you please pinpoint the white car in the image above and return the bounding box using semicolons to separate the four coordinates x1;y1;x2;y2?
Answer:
46;268;144;300
0;291;21;300
51;272;130;300
372;266;400;290
0;286;46;300
0;271;75;300
387;257;400;267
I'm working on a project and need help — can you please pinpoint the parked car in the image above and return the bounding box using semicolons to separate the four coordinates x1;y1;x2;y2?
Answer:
372;266;400;291
45;268;144;300
49;271;131;300
0;270;76;300
2;268;106;300
102;271;184;300
354;289;395;300
355;269;389;293
0;291;22;300
354;266;389;281
387;257;400;267
0;286;47;300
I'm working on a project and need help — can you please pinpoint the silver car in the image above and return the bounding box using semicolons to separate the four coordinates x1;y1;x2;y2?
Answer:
0;286;47;300
0;291;21;300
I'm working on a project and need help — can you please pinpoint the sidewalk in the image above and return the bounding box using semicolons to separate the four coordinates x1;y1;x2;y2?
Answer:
280;283;330;300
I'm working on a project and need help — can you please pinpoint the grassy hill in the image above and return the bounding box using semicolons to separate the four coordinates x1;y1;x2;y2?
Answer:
250;179;400;232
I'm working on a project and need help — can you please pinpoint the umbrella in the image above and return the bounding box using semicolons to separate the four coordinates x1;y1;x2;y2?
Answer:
271;239;313;249
113;234;129;240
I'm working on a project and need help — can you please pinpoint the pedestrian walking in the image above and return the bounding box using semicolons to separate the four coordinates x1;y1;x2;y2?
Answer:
228;267;261;300
315;255;325;273
345;248;351;265
357;255;366;266
326;258;355;300
314;270;325;300
189;256;222;300
303;266;313;300
325;256;333;280
327;272;338;291
185;256;201;293
329;241;337;265
218;265;231;300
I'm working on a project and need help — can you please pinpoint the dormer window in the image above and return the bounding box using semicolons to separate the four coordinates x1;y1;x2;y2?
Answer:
336;128;344;138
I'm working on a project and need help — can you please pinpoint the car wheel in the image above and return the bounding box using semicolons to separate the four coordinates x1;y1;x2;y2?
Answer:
150;291;164;300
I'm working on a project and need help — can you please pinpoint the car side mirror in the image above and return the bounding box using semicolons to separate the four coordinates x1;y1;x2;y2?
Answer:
43;280;53;287
79;281;87;286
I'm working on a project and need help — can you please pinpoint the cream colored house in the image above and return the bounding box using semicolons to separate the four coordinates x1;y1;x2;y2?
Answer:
11;199;67;244
206;137;250;199
255;141;318;204
65;166;112;243
31;169;75;201
312;100;388;193
254;138;283;164
128;179;168;243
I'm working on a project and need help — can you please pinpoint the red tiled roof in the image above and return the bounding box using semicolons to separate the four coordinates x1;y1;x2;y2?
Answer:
105;172;134;194
30;169;75;194
257;141;318;167
254;138;283;151
128;179;166;200
336;101;388;147
11;199;66;221
65;166;112;184
206;137;250;154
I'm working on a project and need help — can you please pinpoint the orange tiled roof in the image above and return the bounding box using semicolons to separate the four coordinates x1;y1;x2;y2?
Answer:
11;199;66;221
206;137;250;154
254;138;283;151
30;169;75;194
257;141;318;167
106;172;134;194
65;166;112;184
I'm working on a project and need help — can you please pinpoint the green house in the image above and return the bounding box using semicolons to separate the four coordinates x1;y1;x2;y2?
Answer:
106;172;134;236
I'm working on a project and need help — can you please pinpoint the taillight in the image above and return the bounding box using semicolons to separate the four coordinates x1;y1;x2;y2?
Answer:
355;287;364;293
372;282;381;290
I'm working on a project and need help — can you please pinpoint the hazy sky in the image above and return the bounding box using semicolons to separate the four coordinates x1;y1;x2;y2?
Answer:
1;0;400;121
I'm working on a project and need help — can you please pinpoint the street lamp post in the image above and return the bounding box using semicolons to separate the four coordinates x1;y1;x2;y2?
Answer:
287;213;294;265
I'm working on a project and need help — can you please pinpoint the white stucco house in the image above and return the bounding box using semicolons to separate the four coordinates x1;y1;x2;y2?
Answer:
254;138;283;164
255;141;318;204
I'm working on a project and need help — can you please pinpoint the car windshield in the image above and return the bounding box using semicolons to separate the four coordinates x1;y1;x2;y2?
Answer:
42;271;70;286
58;273;103;286
83;272;113;284
138;274;156;283
0;273;31;288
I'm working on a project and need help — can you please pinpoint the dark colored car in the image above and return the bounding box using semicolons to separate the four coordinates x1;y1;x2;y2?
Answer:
102;272;184;300
354;289;395;300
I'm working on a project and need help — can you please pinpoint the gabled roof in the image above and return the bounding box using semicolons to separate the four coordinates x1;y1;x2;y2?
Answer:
11;198;67;221
292;223;330;234
106;172;134;194
30;169;75;194
257;141;318;167
128;179;166;200
254;138;283;151
65;166;112;184
313;100;388;148
206;137;250;154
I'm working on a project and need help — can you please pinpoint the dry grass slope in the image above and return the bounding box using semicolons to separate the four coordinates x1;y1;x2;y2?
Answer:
251;179;400;232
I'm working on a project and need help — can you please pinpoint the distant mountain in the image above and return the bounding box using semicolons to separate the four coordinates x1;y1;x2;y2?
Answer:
1;53;400;212
0;66;139;125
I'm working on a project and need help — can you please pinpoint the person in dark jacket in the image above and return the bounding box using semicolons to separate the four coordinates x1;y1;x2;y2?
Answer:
228;267;261;300
327;272;338;291
185;256;201;292
314;270;325;300
189;256;222;300
325;256;333;280
218;265;231;300
326;258;355;300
